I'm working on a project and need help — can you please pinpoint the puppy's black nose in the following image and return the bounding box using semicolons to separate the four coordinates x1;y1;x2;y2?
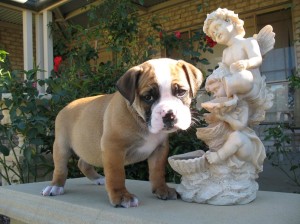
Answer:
163;110;177;129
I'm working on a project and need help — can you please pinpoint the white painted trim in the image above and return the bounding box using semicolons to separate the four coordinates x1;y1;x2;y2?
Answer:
35;13;45;93
43;10;53;80
38;0;71;13
22;10;33;74
64;0;104;20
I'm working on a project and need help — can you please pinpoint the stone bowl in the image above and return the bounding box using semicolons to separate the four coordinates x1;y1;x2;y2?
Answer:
201;95;238;114
168;150;206;176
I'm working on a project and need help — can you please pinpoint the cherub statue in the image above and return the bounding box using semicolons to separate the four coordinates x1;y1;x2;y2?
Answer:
202;78;265;173
201;6;275;188
168;8;275;205
203;8;275;101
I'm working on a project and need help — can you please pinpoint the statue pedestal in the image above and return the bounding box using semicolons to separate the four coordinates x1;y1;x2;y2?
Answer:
169;151;258;205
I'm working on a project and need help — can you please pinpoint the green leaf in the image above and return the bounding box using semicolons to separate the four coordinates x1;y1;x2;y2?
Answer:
207;48;214;53
4;98;12;108
27;128;38;138
0;50;9;62
23;147;32;162
24;69;37;80
17;122;26;131
31;138;44;146
290;165;299;171
0;144;10;156
199;58;210;65
38;80;45;86
197;4;202;12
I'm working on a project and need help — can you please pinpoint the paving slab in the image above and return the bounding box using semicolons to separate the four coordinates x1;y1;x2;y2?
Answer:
0;177;300;224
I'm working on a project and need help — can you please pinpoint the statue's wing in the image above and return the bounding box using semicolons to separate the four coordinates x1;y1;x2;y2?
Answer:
253;25;275;56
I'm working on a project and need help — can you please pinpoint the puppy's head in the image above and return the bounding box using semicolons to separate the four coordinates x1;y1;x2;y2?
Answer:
116;58;203;134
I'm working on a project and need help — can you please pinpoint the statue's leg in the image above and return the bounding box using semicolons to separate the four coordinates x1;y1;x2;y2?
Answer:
217;132;243;160
218;131;253;161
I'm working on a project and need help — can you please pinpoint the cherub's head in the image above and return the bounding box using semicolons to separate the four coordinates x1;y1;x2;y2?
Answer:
203;8;245;42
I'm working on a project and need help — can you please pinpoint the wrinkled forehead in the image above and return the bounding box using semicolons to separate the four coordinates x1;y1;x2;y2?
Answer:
146;59;189;90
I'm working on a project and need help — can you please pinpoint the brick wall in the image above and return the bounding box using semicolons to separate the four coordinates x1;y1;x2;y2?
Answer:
0;24;23;70
293;1;300;66
291;1;300;126
139;0;299;65
0;0;299;71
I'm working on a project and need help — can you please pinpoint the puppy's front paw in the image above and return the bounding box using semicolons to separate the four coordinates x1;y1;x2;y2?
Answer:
91;176;105;185
153;185;177;200
109;190;139;208
41;186;64;196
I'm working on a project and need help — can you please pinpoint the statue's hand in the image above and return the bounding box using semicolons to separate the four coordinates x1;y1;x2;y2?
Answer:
205;151;222;164
204;113;218;123
230;60;248;72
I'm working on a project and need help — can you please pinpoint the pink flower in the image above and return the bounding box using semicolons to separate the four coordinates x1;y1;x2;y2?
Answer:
174;31;181;39
54;56;63;72
205;35;217;48
32;82;37;88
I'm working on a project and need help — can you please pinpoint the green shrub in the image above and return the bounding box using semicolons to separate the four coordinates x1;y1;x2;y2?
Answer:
264;124;300;188
0;0;213;184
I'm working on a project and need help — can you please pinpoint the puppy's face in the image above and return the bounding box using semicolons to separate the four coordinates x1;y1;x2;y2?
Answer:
117;58;203;134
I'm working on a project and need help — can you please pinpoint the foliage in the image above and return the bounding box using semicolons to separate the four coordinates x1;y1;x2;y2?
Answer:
263;67;300;191
288;69;300;89
264;124;300;189
152;21;213;66
0;0;214;184
0;53;55;183
255;23;300;192
95;0;139;65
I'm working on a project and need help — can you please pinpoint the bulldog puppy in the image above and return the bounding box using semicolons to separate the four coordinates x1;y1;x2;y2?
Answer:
42;58;203;208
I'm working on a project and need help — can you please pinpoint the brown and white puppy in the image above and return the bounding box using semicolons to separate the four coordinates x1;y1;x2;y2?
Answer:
42;58;203;208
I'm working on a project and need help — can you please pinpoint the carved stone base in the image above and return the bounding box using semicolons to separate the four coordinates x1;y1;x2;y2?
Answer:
168;150;259;205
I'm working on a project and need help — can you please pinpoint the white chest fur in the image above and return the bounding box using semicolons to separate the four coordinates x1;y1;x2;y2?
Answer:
125;133;168;165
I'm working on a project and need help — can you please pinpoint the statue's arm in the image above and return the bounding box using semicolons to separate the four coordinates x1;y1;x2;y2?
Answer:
243;39;262;69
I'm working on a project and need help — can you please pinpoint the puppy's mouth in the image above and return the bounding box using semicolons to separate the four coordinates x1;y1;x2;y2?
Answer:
162;126;178;133
147;115;179;134
147;106;191;134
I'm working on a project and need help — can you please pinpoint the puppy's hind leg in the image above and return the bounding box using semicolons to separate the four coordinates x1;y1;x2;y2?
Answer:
78;159;105;185
42;140;71;196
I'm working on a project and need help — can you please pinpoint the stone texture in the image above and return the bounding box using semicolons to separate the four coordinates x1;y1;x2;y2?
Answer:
0;178;300;224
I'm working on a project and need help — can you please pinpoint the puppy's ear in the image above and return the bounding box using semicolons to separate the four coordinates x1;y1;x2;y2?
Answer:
177;60;203;98
116;66;143;105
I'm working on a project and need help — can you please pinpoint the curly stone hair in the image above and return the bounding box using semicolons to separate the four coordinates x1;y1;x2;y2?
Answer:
203;8;245;41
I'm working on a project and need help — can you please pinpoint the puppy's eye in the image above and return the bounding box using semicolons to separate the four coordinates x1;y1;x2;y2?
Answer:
173;84;188;98
176;89;187;98
141;94;154;103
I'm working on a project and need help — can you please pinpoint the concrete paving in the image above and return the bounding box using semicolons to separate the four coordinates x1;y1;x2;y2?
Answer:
0;177;300;224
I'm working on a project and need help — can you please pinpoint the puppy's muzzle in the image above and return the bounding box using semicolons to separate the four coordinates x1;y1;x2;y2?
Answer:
162;110;177;130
